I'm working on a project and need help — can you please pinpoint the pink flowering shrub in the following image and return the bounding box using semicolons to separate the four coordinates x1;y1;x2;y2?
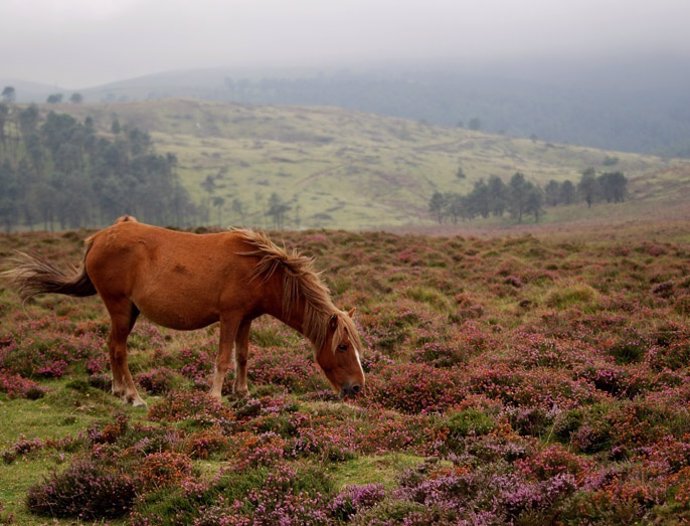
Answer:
184;428;229;459
329;484;386;521
6;227;690;525
228;431;287;468
137;451;193;491
26;459;136;520
366;363;465;414
177;347;214;388
248;346;324;393
148;390;234;426
2;436;45;464
0;370;45;399
136;366;178;394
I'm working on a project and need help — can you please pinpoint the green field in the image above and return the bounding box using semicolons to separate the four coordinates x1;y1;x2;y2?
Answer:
51;99;690;230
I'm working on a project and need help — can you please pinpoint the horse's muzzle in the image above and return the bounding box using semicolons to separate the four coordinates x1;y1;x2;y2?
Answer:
341;384;362;398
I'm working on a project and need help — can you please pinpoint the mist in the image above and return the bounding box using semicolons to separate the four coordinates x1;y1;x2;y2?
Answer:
2;0;690;88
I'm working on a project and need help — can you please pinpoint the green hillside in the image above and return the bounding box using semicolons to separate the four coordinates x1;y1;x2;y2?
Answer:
53;99;689;230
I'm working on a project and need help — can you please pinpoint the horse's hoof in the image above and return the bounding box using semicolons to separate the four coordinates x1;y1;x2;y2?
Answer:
126;393;147;407
233;389;249;399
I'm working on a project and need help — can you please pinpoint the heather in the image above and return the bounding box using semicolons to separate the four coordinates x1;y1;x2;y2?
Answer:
2;225;690;524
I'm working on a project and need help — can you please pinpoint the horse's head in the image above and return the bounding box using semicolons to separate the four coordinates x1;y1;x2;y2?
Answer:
316;308;365;398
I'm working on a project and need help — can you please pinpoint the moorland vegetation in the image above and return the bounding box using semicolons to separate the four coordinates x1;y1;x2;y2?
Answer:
1;223;690;524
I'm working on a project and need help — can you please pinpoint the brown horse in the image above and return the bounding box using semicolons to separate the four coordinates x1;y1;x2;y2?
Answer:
4;216;365;406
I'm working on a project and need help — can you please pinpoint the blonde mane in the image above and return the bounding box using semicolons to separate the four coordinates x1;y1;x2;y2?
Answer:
234;229;361;354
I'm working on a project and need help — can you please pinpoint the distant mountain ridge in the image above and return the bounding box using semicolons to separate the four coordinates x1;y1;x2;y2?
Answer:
5;56;689;156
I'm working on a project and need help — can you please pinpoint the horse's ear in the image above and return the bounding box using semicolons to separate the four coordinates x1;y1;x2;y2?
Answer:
329;313;338;330
347;307;356;319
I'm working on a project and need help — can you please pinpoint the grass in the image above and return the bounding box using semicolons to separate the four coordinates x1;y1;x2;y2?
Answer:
327;453;426;490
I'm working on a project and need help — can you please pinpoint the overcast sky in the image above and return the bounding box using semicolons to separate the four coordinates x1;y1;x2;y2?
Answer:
2;0;690;88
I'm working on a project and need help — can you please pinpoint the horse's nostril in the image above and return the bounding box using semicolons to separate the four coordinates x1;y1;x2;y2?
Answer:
352;384;361;394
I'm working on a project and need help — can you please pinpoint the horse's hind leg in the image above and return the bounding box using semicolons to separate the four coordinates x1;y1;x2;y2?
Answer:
233;319;251;397
105;298;145;406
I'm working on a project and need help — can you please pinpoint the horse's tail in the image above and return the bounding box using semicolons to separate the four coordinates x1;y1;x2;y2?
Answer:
2;240;96;302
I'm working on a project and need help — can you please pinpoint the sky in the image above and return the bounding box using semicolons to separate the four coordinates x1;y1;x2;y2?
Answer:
2;0;690;88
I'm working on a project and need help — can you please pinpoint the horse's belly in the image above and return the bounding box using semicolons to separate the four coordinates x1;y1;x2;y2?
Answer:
133;288;219;331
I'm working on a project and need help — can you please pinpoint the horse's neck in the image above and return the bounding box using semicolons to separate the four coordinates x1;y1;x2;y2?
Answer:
265;279;312;342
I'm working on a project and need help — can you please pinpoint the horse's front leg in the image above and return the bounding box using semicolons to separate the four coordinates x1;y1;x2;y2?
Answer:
106;299;145;406
233;319;252;397
210;316;240;399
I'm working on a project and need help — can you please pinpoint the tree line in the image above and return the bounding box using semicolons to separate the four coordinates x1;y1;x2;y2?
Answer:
0;103;197;232
429;169;628;224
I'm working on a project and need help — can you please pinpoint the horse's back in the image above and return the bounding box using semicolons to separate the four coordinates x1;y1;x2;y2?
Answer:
86;223;260;329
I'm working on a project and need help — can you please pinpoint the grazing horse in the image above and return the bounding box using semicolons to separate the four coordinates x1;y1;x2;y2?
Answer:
4;216;365;406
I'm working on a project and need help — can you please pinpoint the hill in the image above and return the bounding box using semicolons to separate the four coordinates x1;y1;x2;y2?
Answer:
58;56;690;157
48;98;689;230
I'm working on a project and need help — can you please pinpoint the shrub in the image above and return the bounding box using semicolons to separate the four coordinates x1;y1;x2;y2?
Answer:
517;444;591;483
137;451;193;491
2;436;44;464
351;499;434;526
367;363;465;414
412;341;466;368
26;459;136;520
248;346;323;393
229;431;287;468
87;414;129;445
647;341;690;371
136;366;179;394
0;371;45;399
148;390;234;427
330;484;386;521
184;428;229;459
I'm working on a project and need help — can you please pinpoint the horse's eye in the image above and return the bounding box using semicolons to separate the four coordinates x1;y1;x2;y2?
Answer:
337;343;348;352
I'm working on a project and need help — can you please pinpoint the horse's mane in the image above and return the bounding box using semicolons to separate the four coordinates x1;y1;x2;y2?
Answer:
233;229;361;354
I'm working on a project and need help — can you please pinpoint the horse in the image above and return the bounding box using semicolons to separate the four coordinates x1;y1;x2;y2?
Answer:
4;216;365;406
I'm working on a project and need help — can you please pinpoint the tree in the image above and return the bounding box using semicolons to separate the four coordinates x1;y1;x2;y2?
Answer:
211;196;225;225
487;175;507;217
266;193;290;229
0;107;196;230
508;172;529;222
0;161;18;232
1;86;15;103
111;117;121;134
69;92;84;104
578;168;598;208
544;180;561;207
445;193;466;223
559;180;576;205
468;117;482;131
598;171;627;203
467;179;490;218
46;93;63;104
0;103;8;147
525;185;545;222
201;174;216;194
18;105;40;138
429;191;446;224
231;198;244;223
